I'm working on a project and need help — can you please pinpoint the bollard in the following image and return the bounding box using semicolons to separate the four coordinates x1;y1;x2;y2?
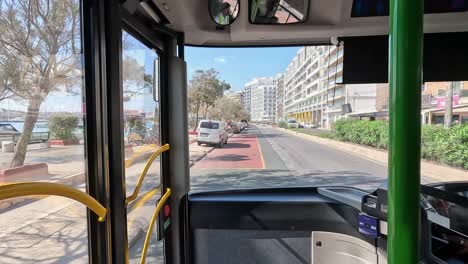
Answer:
2;141;15;153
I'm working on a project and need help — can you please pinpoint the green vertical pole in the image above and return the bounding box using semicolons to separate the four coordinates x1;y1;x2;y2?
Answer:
388;0;424;263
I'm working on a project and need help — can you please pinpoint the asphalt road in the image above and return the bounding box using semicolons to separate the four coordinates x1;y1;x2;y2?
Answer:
191;125;388;191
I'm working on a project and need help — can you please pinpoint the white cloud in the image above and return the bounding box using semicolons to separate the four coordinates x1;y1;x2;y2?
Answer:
214;56;227;63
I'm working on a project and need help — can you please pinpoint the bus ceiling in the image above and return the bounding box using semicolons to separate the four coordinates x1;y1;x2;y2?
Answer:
123;0;468;82
126;0;468;47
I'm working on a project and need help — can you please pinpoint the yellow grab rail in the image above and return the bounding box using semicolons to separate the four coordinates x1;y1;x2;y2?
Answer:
126;144;170;204
140;187;171;264
0;182;107;222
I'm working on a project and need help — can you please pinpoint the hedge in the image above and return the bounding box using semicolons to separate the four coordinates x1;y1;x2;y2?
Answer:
330;119;468;169
49;114;79;140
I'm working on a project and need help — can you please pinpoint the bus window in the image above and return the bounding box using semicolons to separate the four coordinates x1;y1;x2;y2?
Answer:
0;0;90;262
121;31;163;263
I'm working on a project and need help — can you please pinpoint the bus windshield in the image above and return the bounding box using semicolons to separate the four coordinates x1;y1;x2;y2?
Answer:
187;46;468;192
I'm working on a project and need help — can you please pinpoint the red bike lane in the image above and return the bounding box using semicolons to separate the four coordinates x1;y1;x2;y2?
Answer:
193;134;265;169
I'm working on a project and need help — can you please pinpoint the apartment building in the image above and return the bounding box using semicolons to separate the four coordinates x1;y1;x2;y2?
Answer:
275;73;285;122
243;77;276;121
421;81;468;124
284;46;329;127
282;45;389;128
225;90;244;105
249;78;277;123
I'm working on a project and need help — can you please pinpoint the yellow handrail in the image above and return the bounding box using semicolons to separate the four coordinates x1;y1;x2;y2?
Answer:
0;182;107;222
127;185;160;213
140;187;171;264
126;144;170;204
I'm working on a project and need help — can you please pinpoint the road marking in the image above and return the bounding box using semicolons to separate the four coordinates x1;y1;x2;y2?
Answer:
256;136;266;169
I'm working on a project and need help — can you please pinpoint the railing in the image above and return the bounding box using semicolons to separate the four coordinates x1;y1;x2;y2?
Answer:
126;144;170;204
0;182;107;221
140;187;171;264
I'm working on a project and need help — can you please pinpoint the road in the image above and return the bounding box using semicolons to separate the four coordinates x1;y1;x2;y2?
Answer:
0;125;390;264
191;125;388;191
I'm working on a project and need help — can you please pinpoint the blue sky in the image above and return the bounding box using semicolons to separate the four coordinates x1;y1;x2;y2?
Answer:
0;46;302;113
186;46;301;91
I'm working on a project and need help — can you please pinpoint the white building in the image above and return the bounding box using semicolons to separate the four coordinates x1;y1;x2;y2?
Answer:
243;77;276;121
284;46;328;127
248;77;277;123
283;45;381;128
275;73;285;122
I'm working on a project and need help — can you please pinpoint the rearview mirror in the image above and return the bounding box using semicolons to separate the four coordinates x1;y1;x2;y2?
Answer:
209;0;240;26
249;0;308;24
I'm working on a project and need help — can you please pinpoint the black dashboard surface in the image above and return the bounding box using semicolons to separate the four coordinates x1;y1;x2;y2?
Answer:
188;187;374;243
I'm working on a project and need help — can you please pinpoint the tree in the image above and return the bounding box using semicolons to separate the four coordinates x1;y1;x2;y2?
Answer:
122;33;154;102
208;96;249;121
187;69;230;129
444;82;458;128
122;55;153;102
0;0;81;167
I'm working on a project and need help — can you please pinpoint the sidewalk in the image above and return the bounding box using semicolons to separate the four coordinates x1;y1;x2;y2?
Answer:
0;137;214;263
278;128;468;183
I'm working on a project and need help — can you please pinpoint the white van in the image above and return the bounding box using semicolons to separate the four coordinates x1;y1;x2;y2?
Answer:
197;120;228;147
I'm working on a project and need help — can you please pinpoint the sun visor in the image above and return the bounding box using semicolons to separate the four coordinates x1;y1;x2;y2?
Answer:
342;32;468;84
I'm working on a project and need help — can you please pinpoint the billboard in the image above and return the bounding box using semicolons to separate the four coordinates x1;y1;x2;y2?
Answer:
436;95;459;109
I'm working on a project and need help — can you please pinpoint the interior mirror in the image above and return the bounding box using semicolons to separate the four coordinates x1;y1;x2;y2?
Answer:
209;0;240;26
249;0;308;24
153;58;160;102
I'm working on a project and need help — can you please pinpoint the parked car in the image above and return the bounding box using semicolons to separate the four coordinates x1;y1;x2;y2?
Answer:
241;120;249;130
303;122;316;128
230;122;241;134
238;122;245;131
287;120;298;128
0;124;21;142
0;122;50;144
197;120;228;148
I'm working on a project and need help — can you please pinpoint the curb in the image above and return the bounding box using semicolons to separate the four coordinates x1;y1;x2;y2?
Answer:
0;163;48;179
190;147;215;167
189;133;235;167
278;127;467;182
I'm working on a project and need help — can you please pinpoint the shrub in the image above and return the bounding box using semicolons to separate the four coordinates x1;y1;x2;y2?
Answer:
330;119;467;169
49;114;79;140
421;125;468;169
333;119;388;149
278;121;287;128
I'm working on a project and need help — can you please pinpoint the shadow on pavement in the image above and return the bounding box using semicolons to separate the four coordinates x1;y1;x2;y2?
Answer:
191;169;386;192
205;154;250;162
0;212;88;264
256;133;286;138
224;142;250;149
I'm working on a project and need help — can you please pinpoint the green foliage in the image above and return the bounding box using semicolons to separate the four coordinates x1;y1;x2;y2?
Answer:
49;114;79;140
421;125;468;169
330;119;468;169
278;121;287;128
333;119;388;149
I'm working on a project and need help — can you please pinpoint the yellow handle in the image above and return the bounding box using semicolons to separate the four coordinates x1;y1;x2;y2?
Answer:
140;187;171;264
126;144;170;204
0;182;107;222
